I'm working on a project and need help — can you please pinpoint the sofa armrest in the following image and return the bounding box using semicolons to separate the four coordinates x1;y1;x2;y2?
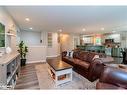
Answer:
88;58;105;82
62;51;67;58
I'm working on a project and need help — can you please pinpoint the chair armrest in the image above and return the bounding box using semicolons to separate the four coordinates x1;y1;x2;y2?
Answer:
99;66;127;89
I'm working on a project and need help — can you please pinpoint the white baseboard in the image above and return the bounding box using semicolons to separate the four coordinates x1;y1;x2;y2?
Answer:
46;54;60;58
26;60;46;64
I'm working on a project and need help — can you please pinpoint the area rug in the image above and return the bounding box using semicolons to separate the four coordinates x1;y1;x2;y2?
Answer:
35;63;97;89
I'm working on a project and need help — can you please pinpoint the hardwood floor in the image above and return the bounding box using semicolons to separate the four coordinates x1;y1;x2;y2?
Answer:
15;63;40;89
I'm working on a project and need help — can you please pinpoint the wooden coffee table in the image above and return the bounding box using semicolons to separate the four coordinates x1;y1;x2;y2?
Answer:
47;59;73;86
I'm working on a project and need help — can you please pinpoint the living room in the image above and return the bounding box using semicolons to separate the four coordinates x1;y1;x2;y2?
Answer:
0;4;127;92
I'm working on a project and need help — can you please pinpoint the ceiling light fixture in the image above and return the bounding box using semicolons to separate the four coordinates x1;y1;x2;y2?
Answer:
101;27;104;31
29;27;33;30
25;18;30;21
58;29;62;32
82;28;86;31
112;30;116;33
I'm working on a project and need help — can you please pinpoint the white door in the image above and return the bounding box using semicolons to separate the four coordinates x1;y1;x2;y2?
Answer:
73;37;79;49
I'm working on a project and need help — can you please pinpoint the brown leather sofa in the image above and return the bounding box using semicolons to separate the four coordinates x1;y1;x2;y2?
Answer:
96;66;127;89
62;50;113;82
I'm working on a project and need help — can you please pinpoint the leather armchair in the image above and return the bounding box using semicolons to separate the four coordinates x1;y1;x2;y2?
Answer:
96;66;127;89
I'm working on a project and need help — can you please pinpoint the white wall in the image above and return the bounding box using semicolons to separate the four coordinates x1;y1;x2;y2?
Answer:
26;46;47;63
20;31;60;63
60;33;80;51
0;7;19;53
20;31;41;46
20;31;48;63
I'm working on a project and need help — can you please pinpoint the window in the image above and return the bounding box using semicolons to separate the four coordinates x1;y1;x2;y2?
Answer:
0;22;5;47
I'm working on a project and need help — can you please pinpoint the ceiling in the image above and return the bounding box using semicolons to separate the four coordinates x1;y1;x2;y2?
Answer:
4;6;127;34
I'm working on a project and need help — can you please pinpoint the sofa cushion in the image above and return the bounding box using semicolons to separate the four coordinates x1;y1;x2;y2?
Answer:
67;58;81;64
87;52;98;63
73;51;81;59
71;58;81;63
63;56;73;62
62;56;71;61
77;60;90;70
64;57;89;70
63;57;80;64
79;51;89;61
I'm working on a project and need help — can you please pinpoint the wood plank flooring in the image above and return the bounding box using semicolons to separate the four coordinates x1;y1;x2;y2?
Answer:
15;63;40;89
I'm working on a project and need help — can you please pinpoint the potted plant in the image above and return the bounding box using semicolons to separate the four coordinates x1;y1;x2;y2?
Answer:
18;41;28;66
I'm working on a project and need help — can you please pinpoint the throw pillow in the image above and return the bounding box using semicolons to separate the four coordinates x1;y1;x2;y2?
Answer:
66;51;74;58
66;51;70;57
92;55;100;60
70;51;74;58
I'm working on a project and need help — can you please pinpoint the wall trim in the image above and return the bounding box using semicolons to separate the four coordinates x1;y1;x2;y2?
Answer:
46;54;60;58
26;60;46;64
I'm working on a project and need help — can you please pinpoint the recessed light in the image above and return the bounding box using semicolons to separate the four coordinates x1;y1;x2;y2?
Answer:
112;31;116;33
29;27;33;30
25;18;30;21
101;27;104;31
58;29;62;32
82;28;86;31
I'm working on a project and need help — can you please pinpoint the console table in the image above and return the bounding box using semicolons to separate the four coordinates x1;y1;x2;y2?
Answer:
0;52;20;89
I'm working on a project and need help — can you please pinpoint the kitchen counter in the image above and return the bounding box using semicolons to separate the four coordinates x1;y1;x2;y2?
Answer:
0;52;20;65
